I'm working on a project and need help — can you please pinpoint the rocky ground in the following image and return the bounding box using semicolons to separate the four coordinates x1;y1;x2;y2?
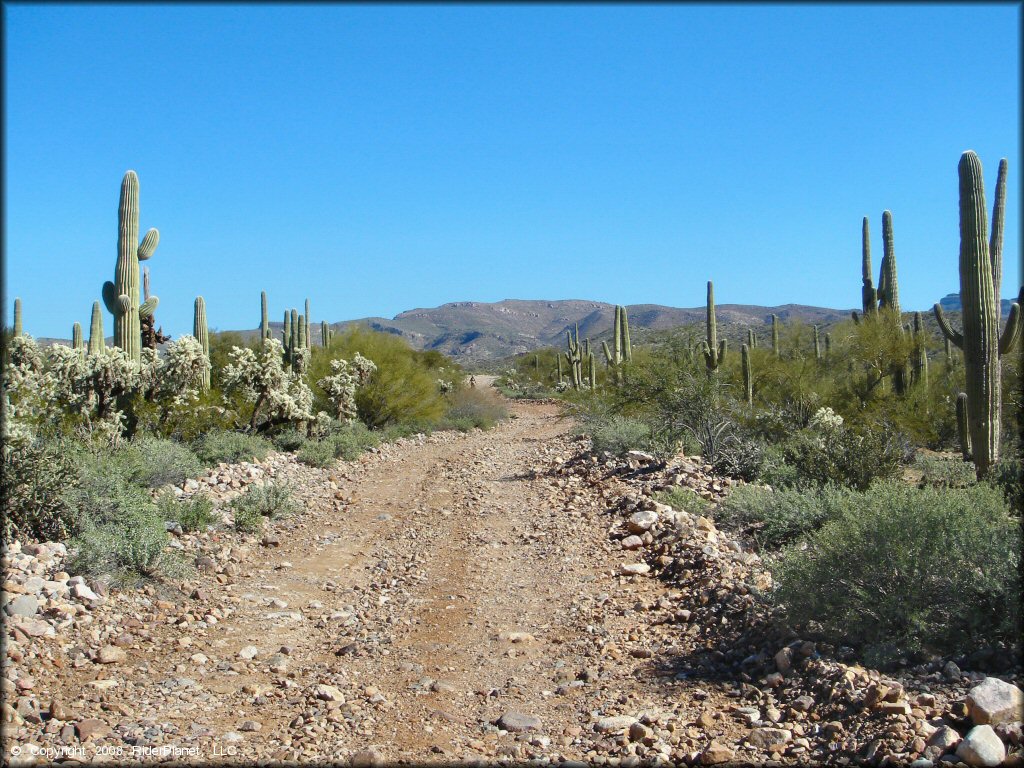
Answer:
2;396;1022;766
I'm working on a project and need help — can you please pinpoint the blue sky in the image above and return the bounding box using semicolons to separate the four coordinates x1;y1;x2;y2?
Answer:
4;3;1020;339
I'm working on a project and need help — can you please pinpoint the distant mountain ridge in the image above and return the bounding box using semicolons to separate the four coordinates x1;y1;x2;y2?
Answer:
38;295;1012;362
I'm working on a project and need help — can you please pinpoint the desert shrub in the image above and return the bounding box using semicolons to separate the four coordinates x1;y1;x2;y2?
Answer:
711;432;766;481
772;482;1020;660
914;453;977;490
587;414;654;457
755;444;800;488
988;453;1023;513
191;430;271;466
654;487;710;516
311;327;446;428
68;505;188;585
272;429;308;452
443;386;508;431
715;483;856;551
327;421;380;460
1;436;78;543
782;423;905;491
64;451;157;527
229;481;298;528
115;437;203;488
297;439;336;468
157;492;217;533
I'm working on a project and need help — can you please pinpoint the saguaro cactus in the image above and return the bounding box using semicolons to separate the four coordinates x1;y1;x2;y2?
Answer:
13;298;22;337
194;297;211;391
859;216;877;317
102;170;159;363
813;325;821;360
701;281;726;373
956;392;972;462
877;211;900;315
261;292;270;342
88;302;105;355
824;332;832;358
304;299;312;350
297;313;306;351
72;323;83;351
282;310;292;351
565;324;583;388
556;354;563;382
934;152;1022;478
911;312;928;389
321;320;333;347
741;343;753;406
602;305;632;382
771;314;780;356
588;352;597;391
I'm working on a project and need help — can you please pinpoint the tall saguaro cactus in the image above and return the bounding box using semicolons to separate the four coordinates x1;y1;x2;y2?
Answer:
602;305;632;382
321;320;333;347
771;314;780;356
89;302;105;355
741;343;753;406
304;299;312;350
933;152;1022;478
911;312;928;389
194;297;211;391
102;170;159;363
859;216;877;316
701;281;726;373
72;323;83;351
13;298;22;337
813;325;821;360
565;323;583;389
261;292;270;342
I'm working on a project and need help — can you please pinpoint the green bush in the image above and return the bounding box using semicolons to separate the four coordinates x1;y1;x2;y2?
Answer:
711;432;766;481
229;481;298;533
756;443;800;488
914;453;976;490
64;451;157;528
191;430;271;466
328;422;380;460
297;439;336;468
988;454;1023;513
115;437;203;488
715;482;856;551
157;492;217;533
442;386;508;430
782;424;905;491
588;414;654;457
654;487;710;516
272;429;308;452
309;327;447;428
772;482;1021;660
1;437;78;542
68;506;189;585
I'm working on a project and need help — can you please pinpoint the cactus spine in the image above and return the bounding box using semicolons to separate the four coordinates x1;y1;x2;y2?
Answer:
933;152;1022;477
701;281;726;373
72;323;83;350
194;297;210;391
771;314;779;356
88;302;105;354
102;170;159;363
741;343;752;406
13;298;22;337
261;292;270;342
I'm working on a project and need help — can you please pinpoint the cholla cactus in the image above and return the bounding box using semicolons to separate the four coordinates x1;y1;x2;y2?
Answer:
222;338;315;431
318;354;377;422
809;406;844;432
438;379;454;395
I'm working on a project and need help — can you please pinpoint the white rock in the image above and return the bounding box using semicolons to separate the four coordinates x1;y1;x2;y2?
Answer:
315;684;345;702
620;535;644;550
627;510;658;533
967;677;1024;726
596;715;638;733
238;646;258;660
955;725;1005;767
620;563;651;576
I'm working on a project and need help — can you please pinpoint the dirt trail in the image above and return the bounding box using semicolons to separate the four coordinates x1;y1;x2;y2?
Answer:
8;397;717;766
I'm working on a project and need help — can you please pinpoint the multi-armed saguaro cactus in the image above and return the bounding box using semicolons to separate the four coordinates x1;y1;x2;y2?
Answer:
741;343;753;406
194;297;211;391
771;314;780;356
601;305;632;382
88;302;105;355
102;170;159;363
72;323;83;351
13;298;22;337
701;281;726;374
564;323;584;388
933;152;1022;478
261;292;271;343
852;211;902;324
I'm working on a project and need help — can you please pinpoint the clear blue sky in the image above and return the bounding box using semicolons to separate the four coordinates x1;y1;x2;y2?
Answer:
4;3;1020;339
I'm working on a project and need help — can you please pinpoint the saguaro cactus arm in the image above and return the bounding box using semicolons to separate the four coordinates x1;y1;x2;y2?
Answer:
990;159;1007;301
933;303;964;350
997;287;1023;355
